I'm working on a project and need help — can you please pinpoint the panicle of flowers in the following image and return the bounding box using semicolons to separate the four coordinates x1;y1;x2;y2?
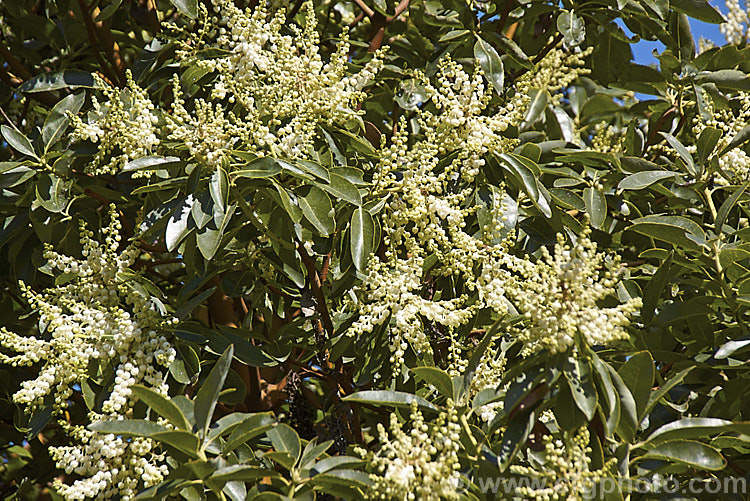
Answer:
0;205;176;500
527;46;593;105
510;427;617;501
169;0;385;162
69;71;159;176
693;90;750;184
720;0;749;45
505;228;641;356
590;122;624;153
358;400;462;501
468;338;506;423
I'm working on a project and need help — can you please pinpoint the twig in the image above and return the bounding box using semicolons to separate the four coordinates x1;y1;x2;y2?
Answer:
74;0;122;86
296;241;335;336
351;0;375;18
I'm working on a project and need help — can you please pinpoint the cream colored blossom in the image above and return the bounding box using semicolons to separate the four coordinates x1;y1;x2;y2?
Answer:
69;71;159;176
720;0;749;45
358;400;462;500
510;427;616;500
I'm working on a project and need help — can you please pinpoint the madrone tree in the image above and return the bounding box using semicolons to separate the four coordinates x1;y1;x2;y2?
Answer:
1;0;750;499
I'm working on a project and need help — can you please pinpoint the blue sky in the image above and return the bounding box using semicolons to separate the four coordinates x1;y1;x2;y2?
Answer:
625;1;727;65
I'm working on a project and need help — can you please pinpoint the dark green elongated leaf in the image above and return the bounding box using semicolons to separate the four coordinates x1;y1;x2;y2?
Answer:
35;173;68;213
166;196;194;252
642;366;695;422
618;352;655;419
697;69;750;90
720;125;750;155
350;207;375;272
497;410;535;472
321;171;361;206
123;156;182;172
311;469;372;488
411;367;454;399
564;357;597;421
196;202;236;260
661;133;697;176
716;181;750;234
210;167;229;211
590;353;620;437
89;419;169;436
42;93;84;151
150;430;201;457
641;251;672;323
484;33;534;70
312;456;365;474
715;337;750;359
223;413;276;452
1;126;38;159
296;185;335;236
267;424;301;464
646;417;750;444
522;89;548;127
642;440;726;470
606;365;638;442
19;70;101;93
671;0;725;23
169;0;198;18
299;438;333;469
696;127;722;165
232;157;281;178
629;215;705;250
583;187;607;229
131;386;191;431
474;38;504;94
194;345;234;439
618;171;676;190
343;390;438;412
210;465;279;483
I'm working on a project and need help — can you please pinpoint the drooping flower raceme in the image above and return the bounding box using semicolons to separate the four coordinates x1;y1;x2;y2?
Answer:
0;206;176;500
720;0;749;45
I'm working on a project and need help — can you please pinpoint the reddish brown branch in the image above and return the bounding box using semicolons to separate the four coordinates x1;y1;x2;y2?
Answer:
297;242;335;336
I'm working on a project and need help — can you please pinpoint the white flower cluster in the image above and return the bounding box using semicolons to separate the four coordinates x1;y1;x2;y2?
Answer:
590;122;624;153
358;400;462;501
720;0;749;45
510;427;616;501
693;91;750;184
505;229;642;356
0;206;176;500
469;340;506;423
346;47;616;373
166;0;384;165
70;71;159;176
527;46;593;105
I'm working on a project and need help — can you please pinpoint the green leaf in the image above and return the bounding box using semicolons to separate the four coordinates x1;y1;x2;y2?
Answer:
716;181;750;234
267;424;301;468
123;156;182;172
641;251;673;323
166;196;194;252
483;33;534;70
696;127;722;165
1;126;38;159
150;430;201;457
210;465;279;483
210;167;229;211
350;207;375;272
411;367;454;399
618;171;676;190
89;419;169;436
646;417;750;444
715;337;750;359
130;386;191;431
196;202;236;260
223;413;276;452
296;185;335;236
169;0;198;18
496;410;535;472
299;438;333;469
670;0;725;23
194;345;234;439
232;157;282;178
629;215;705;250
606;364;638;442
557;10;585;49
395;79;428;111
42;93;84;151
642;440;726;470
661;133;697;176
474;38;504;95
583;187;607;229
343;390;438;412
642;366;695;422
618;352;655;419
19;70;101;93
320;171;361;206
719;125;750;155
697;69;750;91
564;357;598;421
